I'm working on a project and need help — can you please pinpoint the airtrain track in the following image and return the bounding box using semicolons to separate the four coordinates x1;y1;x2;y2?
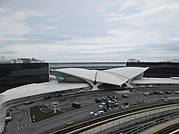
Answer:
153;122;179;134
45;100;179;134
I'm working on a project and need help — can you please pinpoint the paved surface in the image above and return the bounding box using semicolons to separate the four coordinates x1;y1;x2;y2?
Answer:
3;87;179;134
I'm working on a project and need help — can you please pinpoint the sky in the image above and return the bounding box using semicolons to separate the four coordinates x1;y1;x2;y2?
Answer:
0;0;179;62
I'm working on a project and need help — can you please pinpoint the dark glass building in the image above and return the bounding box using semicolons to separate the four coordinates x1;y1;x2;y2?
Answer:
0;63;49;93
127;62;179;78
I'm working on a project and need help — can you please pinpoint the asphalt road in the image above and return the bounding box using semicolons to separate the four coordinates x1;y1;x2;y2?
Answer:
3;87;179;134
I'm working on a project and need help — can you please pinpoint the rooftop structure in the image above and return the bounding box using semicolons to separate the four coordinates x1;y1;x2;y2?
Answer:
0;57;45;64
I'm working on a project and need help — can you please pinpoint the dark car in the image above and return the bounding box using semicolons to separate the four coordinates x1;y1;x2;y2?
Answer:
154;91;164;95
44;95;52;100
72;102;81;108
95;98;102;103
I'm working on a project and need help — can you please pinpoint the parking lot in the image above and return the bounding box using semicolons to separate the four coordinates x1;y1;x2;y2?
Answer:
3;86;179;134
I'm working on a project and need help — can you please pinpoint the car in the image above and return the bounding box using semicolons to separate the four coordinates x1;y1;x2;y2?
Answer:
115;102;119;107
174;91;179;94
139;85;146;88
101;102;106;105
138;99;146;104
99;106;108;112
165;91;171;94
147;85;154;88
94;113;98;116
90;112;95;116
129;89;133;92
154;91;164;95
72;102;81;108
51;92;60;97
99;104;104;109
5;111;12;122
24;98;33;105
143;92;150;96
161;97;168;101
159;91;165;94
122;94;128;98
44;95;52;100
95;98;102;103
121;103;129;109
97;110;104;114
102;96;110;101
77;89;86;93
149;91;154;95
108;102;115;108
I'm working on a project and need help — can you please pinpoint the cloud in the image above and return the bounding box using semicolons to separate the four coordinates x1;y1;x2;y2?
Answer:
43;26;56;30
0;11;31;36
0;0;179;62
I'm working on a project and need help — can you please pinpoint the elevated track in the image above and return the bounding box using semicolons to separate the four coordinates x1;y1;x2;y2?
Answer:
48;100;179;134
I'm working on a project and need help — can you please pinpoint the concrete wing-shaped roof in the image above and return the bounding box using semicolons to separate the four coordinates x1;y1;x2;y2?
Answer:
105;67;149;79
96;71;128;86
55;68;97;81
1;82;89;104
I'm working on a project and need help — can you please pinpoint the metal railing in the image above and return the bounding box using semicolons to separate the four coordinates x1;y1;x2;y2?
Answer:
77;104;179;134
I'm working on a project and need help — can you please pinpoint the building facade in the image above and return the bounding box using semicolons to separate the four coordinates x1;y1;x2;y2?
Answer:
0;63;49;93
127;62;179;78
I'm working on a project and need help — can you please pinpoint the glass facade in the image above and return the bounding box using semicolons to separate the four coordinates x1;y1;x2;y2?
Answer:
51;71;86;83
127;62;179;78
0;63;49;93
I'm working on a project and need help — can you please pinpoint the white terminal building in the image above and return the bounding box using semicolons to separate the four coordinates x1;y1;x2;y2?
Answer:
1;67;179;133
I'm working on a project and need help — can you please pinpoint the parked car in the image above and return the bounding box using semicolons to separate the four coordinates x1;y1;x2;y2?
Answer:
165;91;171;94
138;99;146;104
121;103;129;109
122;94;128;98
97;110;104;114
95;98;102;103
24;98;33;105
174;91;179;94
161;97;168;101
72;102;81;108
5;111;12;122
147;85;154;88
44;95;52;100
143;92;150;96
154;91;164;95
90;112;95;116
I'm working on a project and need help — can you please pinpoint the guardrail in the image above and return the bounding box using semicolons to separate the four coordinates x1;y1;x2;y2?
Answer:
120;112;179;134
68;104;179;134
49;100;179;134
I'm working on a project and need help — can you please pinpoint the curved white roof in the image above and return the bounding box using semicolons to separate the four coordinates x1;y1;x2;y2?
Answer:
96;71;127;86
56;68;97;81
0;82;89;104
105;67;149;79
55;67;148;86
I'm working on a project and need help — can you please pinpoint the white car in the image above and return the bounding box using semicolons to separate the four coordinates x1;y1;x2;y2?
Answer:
5;111;12;122
90;112;95;116
121;103;129;109
97;110;104;114
175;91;179;94
90;110;104;116
143;92;150;96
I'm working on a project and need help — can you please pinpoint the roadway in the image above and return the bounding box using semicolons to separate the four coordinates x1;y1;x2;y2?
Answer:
3;86;179;134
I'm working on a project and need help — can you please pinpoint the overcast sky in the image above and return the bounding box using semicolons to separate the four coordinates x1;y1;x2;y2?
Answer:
0;0;179;62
